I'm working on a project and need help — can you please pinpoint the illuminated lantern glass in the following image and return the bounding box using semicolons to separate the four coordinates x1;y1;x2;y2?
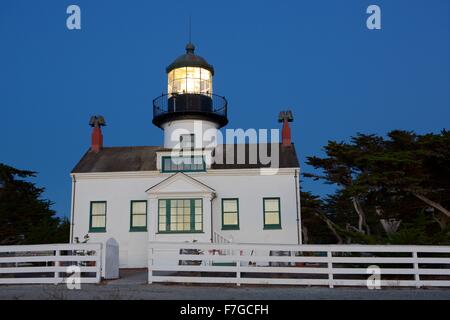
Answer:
168;67;212;96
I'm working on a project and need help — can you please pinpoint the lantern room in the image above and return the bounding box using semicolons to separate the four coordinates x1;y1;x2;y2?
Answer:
152;43;228;129
166;43;213;96
167;66;212;96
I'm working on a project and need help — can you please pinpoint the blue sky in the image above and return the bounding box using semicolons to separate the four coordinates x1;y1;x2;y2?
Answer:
1;0;449;218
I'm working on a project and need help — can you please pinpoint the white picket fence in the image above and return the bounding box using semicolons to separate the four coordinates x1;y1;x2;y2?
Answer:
148;242;450;288
0;243;102;284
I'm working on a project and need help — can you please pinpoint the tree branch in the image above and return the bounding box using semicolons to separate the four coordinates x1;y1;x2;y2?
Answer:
301;225;309;244
412;192;450;218
431;212;449;231
314;212;344;244
351;197;371;235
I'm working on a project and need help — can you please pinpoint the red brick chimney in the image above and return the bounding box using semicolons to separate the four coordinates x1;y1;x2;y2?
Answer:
278;110;293;147
281;119;291;147
89;115;106;152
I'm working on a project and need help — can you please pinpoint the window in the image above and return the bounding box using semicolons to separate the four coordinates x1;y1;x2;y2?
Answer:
158;199;203;233
130;201;147;232
89;201;106;232
161;156;205;172
222;199;239;230
263;198;281;229
180;134;195;149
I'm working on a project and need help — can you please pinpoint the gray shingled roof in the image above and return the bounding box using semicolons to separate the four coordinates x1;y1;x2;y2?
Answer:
71;143;299;173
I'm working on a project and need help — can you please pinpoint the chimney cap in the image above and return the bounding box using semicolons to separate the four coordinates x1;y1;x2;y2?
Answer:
278;110;293;123
89;115;106;127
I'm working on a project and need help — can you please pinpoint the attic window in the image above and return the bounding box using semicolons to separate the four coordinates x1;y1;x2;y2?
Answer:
161;156;205;173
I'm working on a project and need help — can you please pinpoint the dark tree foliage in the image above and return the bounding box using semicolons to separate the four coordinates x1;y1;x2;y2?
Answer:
300;191;338;244
0;163;69;244
302;130;450;245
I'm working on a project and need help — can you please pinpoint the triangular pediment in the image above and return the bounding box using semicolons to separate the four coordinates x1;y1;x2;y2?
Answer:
146;172;215;195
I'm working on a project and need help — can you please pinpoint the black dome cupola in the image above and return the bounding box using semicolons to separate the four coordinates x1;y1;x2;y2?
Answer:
153;43;228;129
166;42;214;75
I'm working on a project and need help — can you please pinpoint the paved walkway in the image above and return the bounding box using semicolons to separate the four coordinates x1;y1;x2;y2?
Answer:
1;269;449;300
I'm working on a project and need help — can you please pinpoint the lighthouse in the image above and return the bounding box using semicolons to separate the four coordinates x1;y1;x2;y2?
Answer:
70;41;301;269
152;43;228;149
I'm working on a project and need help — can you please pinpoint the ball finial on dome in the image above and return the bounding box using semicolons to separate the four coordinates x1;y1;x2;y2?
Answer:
185;42;195;54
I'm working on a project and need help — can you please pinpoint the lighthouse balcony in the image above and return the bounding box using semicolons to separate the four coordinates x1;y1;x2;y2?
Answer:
152;93;228;128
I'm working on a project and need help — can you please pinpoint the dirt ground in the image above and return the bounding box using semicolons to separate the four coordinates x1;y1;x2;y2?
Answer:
1;269;450;300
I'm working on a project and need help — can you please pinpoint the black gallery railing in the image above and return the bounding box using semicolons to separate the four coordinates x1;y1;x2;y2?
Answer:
153;93;228;119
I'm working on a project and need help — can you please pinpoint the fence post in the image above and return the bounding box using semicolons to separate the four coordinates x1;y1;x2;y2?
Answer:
236;248;241;287
327;250;334;288
54;249;60;285
413;250;421;288
96;244;102;284
148;246;153;284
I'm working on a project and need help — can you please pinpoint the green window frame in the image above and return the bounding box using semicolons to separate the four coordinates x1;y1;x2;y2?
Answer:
263;198;281;230
89;201;107;232
161;156;206;173
130;200;147;232
221;198;239;230
158;199;203;233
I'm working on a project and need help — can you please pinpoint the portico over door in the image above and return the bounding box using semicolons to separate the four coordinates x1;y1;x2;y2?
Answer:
146;172;215;243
